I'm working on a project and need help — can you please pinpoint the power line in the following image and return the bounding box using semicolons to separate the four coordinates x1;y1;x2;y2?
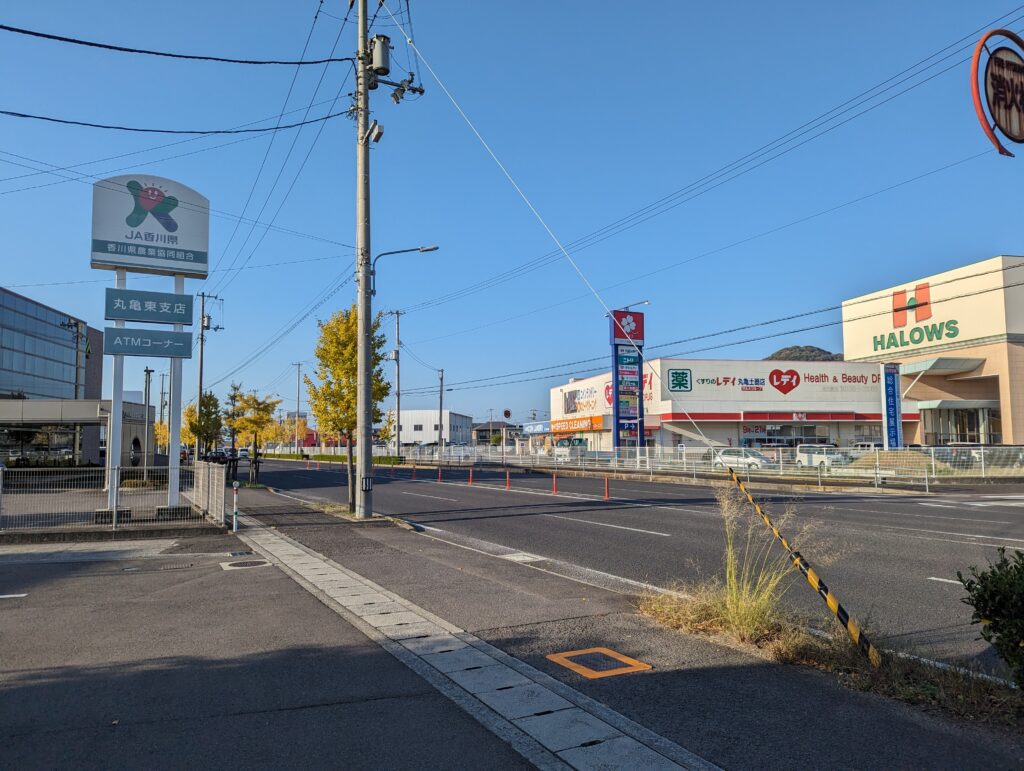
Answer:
0;107;352;135
0;96;344;186
400;263;1024;394
0;150;353;247
405;150;990;347
212;9;355;295
208;2;342;285
393;11;1024;315
0;23;356;66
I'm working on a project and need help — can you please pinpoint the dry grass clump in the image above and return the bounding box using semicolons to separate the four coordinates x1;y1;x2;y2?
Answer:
639;488;1023;731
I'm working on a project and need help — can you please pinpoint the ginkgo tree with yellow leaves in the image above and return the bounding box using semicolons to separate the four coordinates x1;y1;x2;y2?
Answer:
306;304;391;512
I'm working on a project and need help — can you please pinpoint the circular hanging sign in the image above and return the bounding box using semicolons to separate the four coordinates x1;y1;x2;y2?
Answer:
971;29;1024;157
984;46;1024;143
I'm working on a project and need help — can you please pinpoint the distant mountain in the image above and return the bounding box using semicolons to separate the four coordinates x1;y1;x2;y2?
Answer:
765;345;843;362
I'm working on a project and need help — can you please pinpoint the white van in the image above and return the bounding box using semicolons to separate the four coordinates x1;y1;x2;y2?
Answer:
795;444;853;468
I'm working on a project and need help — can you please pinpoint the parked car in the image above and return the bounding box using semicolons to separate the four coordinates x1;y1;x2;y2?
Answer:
795;444;853;468
238;448;250;459
205;449;228;464
711;448;776;469
553;437;587;462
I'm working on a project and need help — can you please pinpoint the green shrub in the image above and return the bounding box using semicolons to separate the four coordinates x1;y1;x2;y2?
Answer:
958;548;1024;685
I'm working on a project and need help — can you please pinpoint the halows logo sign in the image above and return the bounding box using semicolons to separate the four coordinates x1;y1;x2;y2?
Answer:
873;282;959;352
126;180;179;232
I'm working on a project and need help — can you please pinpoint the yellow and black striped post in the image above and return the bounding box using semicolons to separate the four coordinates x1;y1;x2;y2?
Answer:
729;469;882;668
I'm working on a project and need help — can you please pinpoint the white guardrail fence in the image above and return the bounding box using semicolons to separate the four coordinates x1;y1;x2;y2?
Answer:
384;444;1024;487
0;461;227;531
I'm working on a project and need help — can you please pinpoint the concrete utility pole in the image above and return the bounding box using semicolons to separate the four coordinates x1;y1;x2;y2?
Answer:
194;292;220;460
391;311;403;457
293;362;302;455
143;367;153;479
437;368;444;454
355;0;374;519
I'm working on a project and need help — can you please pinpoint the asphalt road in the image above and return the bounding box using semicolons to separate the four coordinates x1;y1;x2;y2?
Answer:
256;459;1024;671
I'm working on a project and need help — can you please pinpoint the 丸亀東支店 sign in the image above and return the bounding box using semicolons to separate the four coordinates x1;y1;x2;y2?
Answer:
105;288;194;325
103;328;193;358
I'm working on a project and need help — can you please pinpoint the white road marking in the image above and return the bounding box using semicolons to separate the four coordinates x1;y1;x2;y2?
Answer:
0;593;27;599
824;505;1010;524
401;491;458;502
926;577;960;585
917;502;955;509
542;513;671;536
876;524;1024;543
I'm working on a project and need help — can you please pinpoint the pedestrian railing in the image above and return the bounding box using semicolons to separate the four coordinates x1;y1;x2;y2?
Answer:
400;444;1024;485
0;461;227;531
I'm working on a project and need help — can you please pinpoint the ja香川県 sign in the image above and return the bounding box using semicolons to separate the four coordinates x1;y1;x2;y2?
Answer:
105;288;194;325
91;175;210;278
880;363;903;449
103;328;193;358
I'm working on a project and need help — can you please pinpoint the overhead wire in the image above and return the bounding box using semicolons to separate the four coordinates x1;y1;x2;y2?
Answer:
0;22;355;66
0;150;352;247
208;2;335;281
0;107;353;135
393;9;1024;315
400;262;1024;394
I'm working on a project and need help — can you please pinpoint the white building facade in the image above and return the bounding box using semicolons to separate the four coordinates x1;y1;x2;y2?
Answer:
549;358;917;450
397;409;473;446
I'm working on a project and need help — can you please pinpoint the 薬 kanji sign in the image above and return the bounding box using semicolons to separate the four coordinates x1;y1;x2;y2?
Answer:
103;328;193;358
105;288;194;325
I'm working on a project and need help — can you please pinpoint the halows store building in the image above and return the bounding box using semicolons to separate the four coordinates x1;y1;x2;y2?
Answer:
549;359;913;451
843;255;1024;445
547;254;1024;449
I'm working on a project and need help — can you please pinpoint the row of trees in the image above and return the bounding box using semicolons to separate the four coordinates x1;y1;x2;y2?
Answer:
153;304;390;512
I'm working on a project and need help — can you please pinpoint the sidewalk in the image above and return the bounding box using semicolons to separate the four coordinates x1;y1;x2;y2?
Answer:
238;486;1024;769
0;531;533;769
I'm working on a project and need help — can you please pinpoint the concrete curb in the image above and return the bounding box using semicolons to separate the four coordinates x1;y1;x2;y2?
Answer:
0;523;226;544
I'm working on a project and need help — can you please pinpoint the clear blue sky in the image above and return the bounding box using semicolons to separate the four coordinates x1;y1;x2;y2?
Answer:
2;1;1022;424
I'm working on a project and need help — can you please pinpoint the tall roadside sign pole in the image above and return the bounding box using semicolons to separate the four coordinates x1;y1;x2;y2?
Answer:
294;361;302;455
355;0;374;519
92;174;208;511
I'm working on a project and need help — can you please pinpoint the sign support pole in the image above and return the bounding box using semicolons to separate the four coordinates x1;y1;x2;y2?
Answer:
106;269;126;510
168;273;184;506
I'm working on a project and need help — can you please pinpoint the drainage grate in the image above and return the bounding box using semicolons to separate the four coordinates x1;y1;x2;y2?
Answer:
159;563;195;571
220;559;271;571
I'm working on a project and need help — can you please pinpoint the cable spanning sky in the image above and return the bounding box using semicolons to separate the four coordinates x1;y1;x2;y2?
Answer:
1;1;1020;422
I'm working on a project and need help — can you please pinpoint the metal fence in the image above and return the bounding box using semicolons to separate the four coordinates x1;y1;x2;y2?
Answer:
0;461;227;531
398;444;1024;485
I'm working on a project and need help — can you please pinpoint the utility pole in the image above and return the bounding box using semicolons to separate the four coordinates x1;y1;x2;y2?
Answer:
159;372;167;429
437;368;444;454
143;367;153;480
195;291;221;460
388;310;403;457
293;362;302;455
355;0;374;519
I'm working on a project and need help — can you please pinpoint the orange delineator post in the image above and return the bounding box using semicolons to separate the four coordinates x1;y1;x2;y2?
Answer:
468;467;474;486
437;466;442;482
305;459;310;470
390;465;395;477
552;473;557;495
505;470;510;490
412;465;417;480
604;477;610;500
316;460;320;471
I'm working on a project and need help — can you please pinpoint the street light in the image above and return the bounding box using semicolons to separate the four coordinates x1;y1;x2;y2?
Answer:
371;245;439;296
604;299;650;316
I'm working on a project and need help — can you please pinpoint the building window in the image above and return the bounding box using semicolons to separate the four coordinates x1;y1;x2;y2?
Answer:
413;424;423;431
434;424;439;431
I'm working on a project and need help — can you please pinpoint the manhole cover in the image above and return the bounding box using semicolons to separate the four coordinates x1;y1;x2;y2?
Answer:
220;559;271;570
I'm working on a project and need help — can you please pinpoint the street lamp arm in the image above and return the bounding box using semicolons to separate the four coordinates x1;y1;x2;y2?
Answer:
371;245;440;295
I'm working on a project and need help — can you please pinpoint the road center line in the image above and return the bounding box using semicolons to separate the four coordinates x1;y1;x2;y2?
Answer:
0;593;28;599
542;513;671;536
823;505;1010;524
401;491;458;502
926;577;960;585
